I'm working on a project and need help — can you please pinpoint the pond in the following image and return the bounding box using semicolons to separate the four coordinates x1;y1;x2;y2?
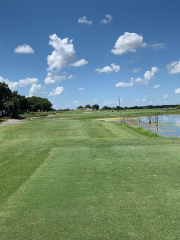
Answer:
112;115;180;138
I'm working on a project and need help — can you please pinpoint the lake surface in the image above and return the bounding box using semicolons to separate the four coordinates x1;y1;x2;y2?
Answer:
113;115;180;137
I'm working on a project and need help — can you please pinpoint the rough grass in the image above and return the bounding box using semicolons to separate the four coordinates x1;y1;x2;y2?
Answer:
128;126;162;137
109;122;161;137
0;118;180;239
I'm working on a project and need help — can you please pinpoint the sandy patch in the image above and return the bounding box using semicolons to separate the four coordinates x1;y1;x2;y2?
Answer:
0;119;25;127
46;114;56;117
59;117;81;119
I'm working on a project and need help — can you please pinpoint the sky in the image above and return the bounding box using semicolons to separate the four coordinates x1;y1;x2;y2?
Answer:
0;0;180;109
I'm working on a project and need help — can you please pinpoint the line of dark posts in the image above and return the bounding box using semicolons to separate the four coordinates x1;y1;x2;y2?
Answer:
119;112;159;135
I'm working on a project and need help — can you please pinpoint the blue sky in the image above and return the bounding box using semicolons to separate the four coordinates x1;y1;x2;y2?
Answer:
0;0;180;109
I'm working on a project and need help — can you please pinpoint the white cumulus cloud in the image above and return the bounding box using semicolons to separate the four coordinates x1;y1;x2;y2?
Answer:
131;67;159;85
47;34;76;72
167;59;180;74
154;84;160;88
19;78;38;87
71;59;88;67
29;84;46;97
78;88;84;90
78;16;92;25
1;76;39;91
14;44;34;54
44;72;67;85
115;82;133;87
46;34;87;86
0;76;18;91
49;86;65;96
44;73;56;85
7;81;19;91
175;88;180;94
116;67;159;87
100;14;113;24
54;74;66;82
95;63;120;73
111;32;146;55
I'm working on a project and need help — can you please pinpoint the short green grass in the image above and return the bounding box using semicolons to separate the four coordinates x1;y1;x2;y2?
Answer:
0;118;180;239
51;108;180;119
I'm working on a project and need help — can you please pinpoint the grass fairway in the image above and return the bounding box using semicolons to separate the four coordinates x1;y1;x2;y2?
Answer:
1;118;180;239
51;108;180;119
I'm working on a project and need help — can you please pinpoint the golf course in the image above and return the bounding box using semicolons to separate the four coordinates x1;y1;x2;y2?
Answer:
0;112;180;239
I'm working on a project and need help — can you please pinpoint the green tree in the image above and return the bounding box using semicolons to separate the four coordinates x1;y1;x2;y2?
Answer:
116;106;123;110
10;91;29;116
0;82;12;116
92;104;99;110
27;96;52;112
3;100;14;116
102;106;109;110
0;82;53;117
18;95;29;112
85;104;91;108
77;106;83;109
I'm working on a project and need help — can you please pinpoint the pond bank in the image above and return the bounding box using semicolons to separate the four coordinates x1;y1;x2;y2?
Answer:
108;114;180;137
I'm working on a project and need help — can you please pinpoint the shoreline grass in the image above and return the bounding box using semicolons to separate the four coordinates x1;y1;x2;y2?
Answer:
129;126;162;137
110;121;162;137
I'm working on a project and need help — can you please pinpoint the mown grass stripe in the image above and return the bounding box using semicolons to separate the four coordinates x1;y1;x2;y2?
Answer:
0;118;180;239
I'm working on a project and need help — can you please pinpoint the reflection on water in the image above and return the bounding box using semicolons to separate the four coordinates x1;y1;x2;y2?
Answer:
141;115;180;137
114;115;180;138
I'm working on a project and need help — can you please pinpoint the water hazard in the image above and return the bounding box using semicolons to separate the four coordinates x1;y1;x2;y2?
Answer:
112;115;180;138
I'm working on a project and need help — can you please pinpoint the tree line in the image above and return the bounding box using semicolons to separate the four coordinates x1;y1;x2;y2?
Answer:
77;104;179;111
77;104;99;110
0;82;52;117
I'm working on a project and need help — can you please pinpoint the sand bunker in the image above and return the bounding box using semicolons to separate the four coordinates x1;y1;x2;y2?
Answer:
0;119;24;127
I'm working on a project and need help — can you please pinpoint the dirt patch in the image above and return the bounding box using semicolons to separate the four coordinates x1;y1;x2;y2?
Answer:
46;114;56;117
59;117;81;119
0;119;25;127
